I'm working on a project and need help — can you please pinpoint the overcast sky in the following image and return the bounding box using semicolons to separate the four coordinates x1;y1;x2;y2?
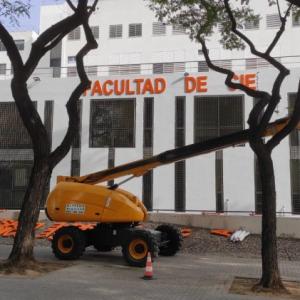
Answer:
4;0;64;33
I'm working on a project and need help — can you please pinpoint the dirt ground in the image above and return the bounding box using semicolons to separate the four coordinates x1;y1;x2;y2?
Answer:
1;222;300;261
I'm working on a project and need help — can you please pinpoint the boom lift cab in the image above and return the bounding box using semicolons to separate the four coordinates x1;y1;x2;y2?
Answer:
45;117;298;267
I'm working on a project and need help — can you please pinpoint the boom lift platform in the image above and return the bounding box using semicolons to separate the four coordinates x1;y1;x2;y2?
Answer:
45;117;297;266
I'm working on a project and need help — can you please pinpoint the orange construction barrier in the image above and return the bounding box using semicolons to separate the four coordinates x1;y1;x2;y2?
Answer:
0;220;44;238
210;229;232;238
181;228;192;238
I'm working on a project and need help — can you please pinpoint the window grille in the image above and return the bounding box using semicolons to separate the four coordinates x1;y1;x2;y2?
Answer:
293;13;300;27
152;22;166;35
14;39;24;51
213;59;232;70
44;101;54;150
244;19;260;30
86;65;97;77
0;64;6;75
194;95;244;143
90;99;135;148
71;100;82;177
91;26;99;39
266;14;281;29
198;61;209;72
246;58;269;70
108;64;141;76
172;24;186;35
68;27;81;40
129;23;142;37
67;66;77;77
175;97;186;212
153;62;185;74
215;151;224;212
289;93;300;214
0;102;37;149
143;98;154;210
68;56;76;64
109;24;122;38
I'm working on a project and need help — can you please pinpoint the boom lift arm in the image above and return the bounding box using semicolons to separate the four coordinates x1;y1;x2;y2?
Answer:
58;116;298;185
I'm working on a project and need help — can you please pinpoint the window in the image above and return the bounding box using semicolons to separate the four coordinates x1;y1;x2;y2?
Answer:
14;39;24;51
109;24;122;38
153;62;185;74
266;14;281;29
0;64;6;75
108;64;141;76
86;65;97;77
175;97;186;212
68;56;76;64
91;26;99;39
244;19;260;30
90;99;135;148
0;41;5;51
289;93;300;214
143;98;154;210
246;58;269;70
198;61;209;72
194;95;244;143
292;12;300;27
129;23;142;37
213;60;232;70
172;24;186;35
68;27;81;40
152;22;166;35
67;67;77;77
0;102;36;149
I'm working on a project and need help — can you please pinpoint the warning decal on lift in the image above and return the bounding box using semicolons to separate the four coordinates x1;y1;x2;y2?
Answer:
65;203;86;215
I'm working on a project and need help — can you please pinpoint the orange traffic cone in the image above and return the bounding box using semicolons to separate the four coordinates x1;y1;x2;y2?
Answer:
142;252;154;280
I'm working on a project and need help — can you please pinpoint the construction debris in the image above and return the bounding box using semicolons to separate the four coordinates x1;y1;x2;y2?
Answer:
230;230;250;242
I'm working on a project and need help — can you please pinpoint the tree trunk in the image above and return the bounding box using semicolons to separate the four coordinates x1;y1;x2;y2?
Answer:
255;144;285;290
8;159;50;266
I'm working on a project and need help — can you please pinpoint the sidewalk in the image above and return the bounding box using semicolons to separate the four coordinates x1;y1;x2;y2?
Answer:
0;244;299;300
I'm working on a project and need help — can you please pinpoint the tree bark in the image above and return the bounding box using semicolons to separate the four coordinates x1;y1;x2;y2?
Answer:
8;159;51;266
250;139;285;291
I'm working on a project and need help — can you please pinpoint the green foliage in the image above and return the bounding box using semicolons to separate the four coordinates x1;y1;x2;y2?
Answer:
0;0;31;25
147;0;263;50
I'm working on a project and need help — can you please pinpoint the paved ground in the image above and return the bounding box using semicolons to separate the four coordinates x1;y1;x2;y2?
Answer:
0;245;299;300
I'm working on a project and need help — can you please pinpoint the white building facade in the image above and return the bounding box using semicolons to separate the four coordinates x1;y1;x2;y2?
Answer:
0;0;300;215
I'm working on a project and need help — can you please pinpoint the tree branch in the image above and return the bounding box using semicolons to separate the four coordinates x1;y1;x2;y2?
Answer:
267;81;300;150
49;3;98;168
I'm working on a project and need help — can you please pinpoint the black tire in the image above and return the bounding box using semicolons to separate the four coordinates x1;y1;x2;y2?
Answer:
156;225;182;256
52;226;86;260
93;245;114;252
122;230;159;267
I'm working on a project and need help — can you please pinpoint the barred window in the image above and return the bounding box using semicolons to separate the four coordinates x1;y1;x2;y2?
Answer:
68;27;81;40
90;99;135;148
152;22;166;35
0;64;6;75
91;26;99;39
86;65;97;77
292;13;300;27
108;64;141;76
194;95;244;143
244;19;260;30
153;62;185;74
198;61;209;72
67;66;77;77
109;24;122;38
172;24;186;35
0;102;37;149
266;14;281;29
289;93;300;214
129;23;142;37
14;39;24;51
213;59;232;70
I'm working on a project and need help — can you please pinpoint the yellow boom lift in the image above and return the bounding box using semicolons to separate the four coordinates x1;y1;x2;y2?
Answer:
45;117;297;267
